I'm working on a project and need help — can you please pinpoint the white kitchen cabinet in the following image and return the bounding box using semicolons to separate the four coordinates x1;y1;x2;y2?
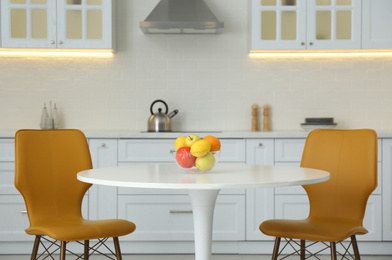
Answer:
1;0;114;49
251;0;361;50
118;194;245;242
382;139;392;241
362;0;392;49
88;139;118;220
245;139;274;241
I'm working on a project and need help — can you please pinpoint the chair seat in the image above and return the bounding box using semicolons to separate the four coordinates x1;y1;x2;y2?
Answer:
260;217;368;242
26;218;136;241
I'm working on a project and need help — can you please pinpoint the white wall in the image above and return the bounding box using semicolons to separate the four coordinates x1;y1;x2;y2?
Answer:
1;0;392;132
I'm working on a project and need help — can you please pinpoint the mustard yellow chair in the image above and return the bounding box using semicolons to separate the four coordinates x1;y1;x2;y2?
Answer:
15;129;136;260
260;129;377;260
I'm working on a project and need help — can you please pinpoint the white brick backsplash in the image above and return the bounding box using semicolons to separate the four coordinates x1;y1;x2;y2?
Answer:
1;0;392;132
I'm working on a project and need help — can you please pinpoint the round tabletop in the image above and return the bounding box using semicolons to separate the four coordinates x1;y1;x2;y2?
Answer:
77;163;330;190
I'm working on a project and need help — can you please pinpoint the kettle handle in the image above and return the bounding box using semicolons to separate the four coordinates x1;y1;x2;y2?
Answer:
150;100;168;115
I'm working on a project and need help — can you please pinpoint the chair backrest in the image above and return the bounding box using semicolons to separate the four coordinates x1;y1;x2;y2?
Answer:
15;129;92;225
301;129;377;225
300;129;377;223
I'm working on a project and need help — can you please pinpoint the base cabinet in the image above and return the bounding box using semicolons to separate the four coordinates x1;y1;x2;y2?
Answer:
1;135;391;255
118;194;245;242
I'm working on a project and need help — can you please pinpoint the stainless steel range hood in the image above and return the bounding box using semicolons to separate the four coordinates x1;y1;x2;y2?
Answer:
140;0;224;34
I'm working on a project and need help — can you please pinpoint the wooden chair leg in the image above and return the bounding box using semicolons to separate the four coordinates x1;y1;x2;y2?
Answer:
60;241;66;260
271;237;281;260
30;235;41;260
351;235;361;260
330;242;337;260
113;237;122;260
300;240;305;260
84;240;89;259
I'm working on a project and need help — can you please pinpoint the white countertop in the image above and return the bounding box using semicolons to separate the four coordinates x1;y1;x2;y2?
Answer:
2;130;392;139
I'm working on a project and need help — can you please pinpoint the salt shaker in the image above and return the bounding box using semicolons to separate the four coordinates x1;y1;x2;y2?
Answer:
263;104;270;132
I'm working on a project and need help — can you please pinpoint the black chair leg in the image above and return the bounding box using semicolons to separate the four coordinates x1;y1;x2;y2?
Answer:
30;235;41;260
84;240;89;259
330;242;337;260
60;241;66;260
300;240;305;260
351;235;361;260
113;237;122;260
271;237;281;260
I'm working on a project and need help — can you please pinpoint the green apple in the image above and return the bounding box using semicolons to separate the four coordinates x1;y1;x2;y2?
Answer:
185;134;201;148
195;152;215;171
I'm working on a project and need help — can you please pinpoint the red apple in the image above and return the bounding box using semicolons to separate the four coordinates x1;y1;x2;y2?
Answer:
176;147;196;168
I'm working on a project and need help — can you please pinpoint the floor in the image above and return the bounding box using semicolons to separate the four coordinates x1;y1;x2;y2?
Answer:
0;255;391;260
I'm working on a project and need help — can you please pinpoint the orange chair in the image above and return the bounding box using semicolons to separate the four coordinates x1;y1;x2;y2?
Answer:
15;129;136;260
260;129;377;260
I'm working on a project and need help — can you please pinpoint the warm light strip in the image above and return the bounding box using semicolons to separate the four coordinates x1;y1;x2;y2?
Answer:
0;48;114;57
249;51;392;58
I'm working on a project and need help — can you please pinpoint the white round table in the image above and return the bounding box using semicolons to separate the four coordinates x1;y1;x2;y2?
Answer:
77;163;329;260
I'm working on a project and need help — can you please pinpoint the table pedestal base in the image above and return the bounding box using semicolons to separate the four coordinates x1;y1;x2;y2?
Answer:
188;189;220;260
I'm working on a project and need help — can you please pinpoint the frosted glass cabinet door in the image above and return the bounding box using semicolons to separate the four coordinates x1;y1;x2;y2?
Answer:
56;0;113;49
362;0;392;49
307;0;361;49
251;0;306;50
0;0;57;48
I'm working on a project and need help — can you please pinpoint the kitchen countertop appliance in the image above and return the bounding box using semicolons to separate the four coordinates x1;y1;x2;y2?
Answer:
148;100;178;132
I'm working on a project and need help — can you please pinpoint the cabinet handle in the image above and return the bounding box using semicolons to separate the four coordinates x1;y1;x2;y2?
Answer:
58;41;63;45
169;150;176;154
301;42;305;46
169;210;193;214
50;40;55;45
309;42;314;46
21;210;27;214
101;143;106;147
258;143;263;147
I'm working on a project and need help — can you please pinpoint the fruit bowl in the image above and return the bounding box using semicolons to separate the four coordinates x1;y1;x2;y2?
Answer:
172;150;220;173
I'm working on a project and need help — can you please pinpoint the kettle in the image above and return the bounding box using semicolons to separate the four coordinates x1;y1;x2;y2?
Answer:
148;100;178;132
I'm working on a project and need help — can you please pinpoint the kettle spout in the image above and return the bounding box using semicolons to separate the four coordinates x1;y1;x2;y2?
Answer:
168;109;179;118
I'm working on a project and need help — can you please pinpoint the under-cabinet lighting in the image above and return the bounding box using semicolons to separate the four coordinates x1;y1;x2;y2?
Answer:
0;48;114;57
249;50;392;58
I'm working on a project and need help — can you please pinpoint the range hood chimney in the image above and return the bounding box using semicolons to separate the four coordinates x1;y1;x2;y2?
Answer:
140;0;224;34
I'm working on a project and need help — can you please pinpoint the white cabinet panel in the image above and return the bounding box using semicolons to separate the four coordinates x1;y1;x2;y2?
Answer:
362;0;392;49
275;139;306;162
0;162;18;195
382;139;392;240
118;139;174;163
88;139;118;220
220;139;246;163
0;195;31;242
118;195;245;241
0;139;15;161
246;139;274;165
246;188;274;241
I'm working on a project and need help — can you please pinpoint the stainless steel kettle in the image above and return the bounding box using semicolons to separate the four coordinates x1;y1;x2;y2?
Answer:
148;100;178;132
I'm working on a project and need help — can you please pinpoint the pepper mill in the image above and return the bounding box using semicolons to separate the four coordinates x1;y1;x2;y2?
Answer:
251;104;258;132
263;104;270;132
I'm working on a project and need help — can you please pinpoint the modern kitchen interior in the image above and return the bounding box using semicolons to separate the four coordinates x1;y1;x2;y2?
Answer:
1;0;392;259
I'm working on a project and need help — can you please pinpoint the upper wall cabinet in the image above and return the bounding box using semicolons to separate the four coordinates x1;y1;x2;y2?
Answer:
0;0;114;49
362;0;392;49
251;0;361;50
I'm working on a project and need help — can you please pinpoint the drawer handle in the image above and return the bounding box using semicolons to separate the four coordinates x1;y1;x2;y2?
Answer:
21;210;27;214
169;210;193;214
258;143;263;147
